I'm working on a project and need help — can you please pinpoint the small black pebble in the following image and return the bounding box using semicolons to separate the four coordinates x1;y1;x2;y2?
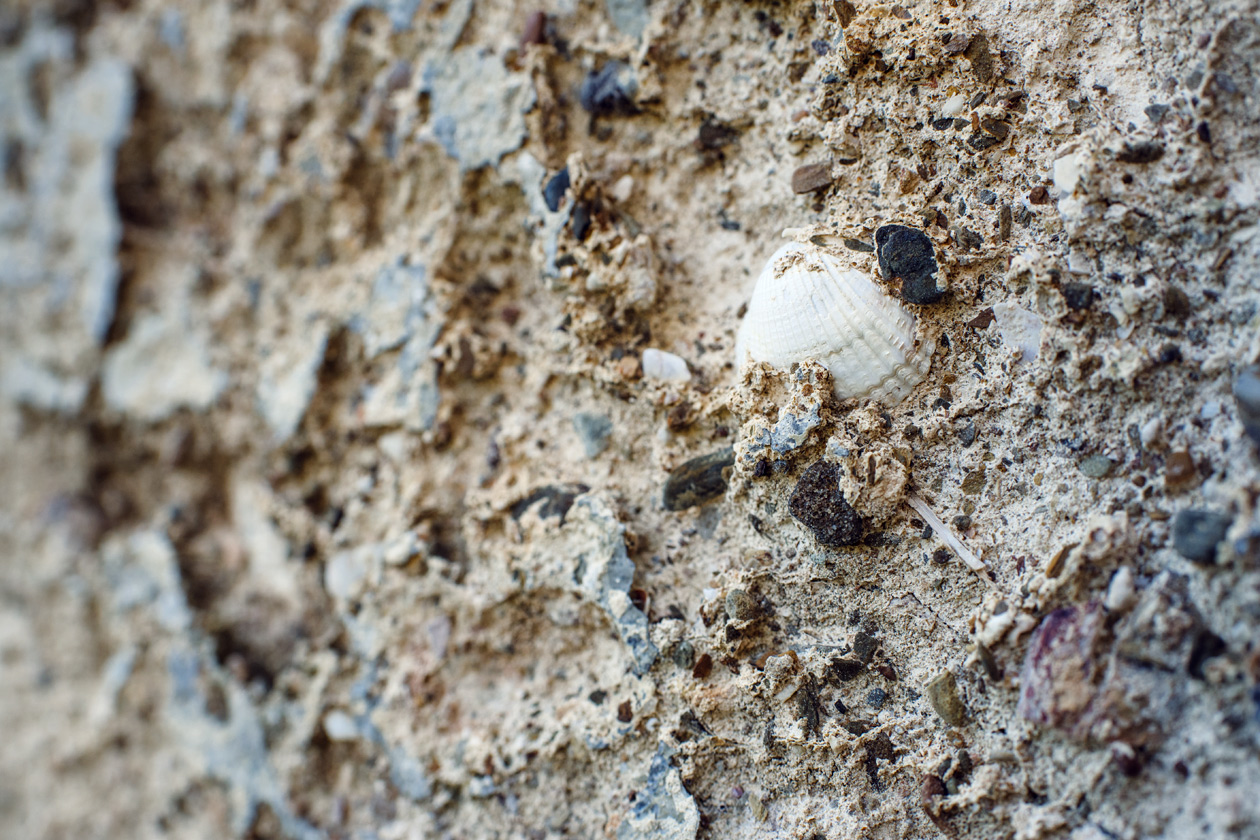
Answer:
830;656;865;682
953;514;972;531
932;117;954;130
1187;629;1227;679
932;548;951;564
1172;509;1233;564
1062;282;1094;311
1197;121;1211;143
789;461;864;547
543;168;570;212
957;421;977;447
875;224;943;304
867;688;888;709
697;117;739;150
1116;140;1165;164
834;698;848;714
977;189;998;205
571;202;592;240
1159;344;1183;364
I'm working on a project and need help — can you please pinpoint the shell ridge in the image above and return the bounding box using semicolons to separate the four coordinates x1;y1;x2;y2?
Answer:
815;265;892;394
820;261;902;385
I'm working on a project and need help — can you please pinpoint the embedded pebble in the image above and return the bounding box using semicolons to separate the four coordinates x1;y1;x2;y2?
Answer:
1105;566;1138;613
1233;364;1260;444
725;589;757;622
1163;451;1196;490
641;348;691;382
1078;455;1114;479
543;168;570;212
874;224;944;304
1172;509;1233;564
573;413;613;458
788;461;864;547
792;162;833;194
1017;604;1104;738
1116;140;1165;164
1062;282;1094;311
579;61;637;115
924;670;968;726
663;449;735;511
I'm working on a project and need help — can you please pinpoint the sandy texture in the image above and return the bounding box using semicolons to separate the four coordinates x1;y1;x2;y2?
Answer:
2;0;1260;838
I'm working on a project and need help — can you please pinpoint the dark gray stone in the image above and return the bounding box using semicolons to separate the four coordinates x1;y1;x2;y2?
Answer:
874;224;943;305
1233;364;1260;444
1173;509;1233;564
543;168;570;212
573;412;613;458
663;448;734;511
1062;282;1095;311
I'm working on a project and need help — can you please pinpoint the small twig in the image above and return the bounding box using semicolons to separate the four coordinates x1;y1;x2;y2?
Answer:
906;492;989;578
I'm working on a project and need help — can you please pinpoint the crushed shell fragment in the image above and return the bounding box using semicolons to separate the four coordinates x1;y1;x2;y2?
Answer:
736;242;932;403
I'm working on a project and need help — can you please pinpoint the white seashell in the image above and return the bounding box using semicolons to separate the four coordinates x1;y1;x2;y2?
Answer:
735;242;931;403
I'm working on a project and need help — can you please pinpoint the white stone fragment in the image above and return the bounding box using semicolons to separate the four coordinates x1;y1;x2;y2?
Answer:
101;314;228;421
422;47;536;171
1053;150;1086;197
257;324;329;442
641;348;691;382
1;357;89;414
1201;401;1221;420
942;92;969;116
1068;249;1092;275
1139;416;1163;447
1104;566;1138;613
322;710;360;741
232;477;300;604
991;302;1043;363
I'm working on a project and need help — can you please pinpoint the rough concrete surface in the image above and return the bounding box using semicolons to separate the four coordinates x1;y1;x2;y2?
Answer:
2;0;1259;838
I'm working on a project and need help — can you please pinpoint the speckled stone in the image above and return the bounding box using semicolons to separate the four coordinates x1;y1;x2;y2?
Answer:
789;461;864;547
725;589;757;622
925;670;968;726
1079;455;1115;479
